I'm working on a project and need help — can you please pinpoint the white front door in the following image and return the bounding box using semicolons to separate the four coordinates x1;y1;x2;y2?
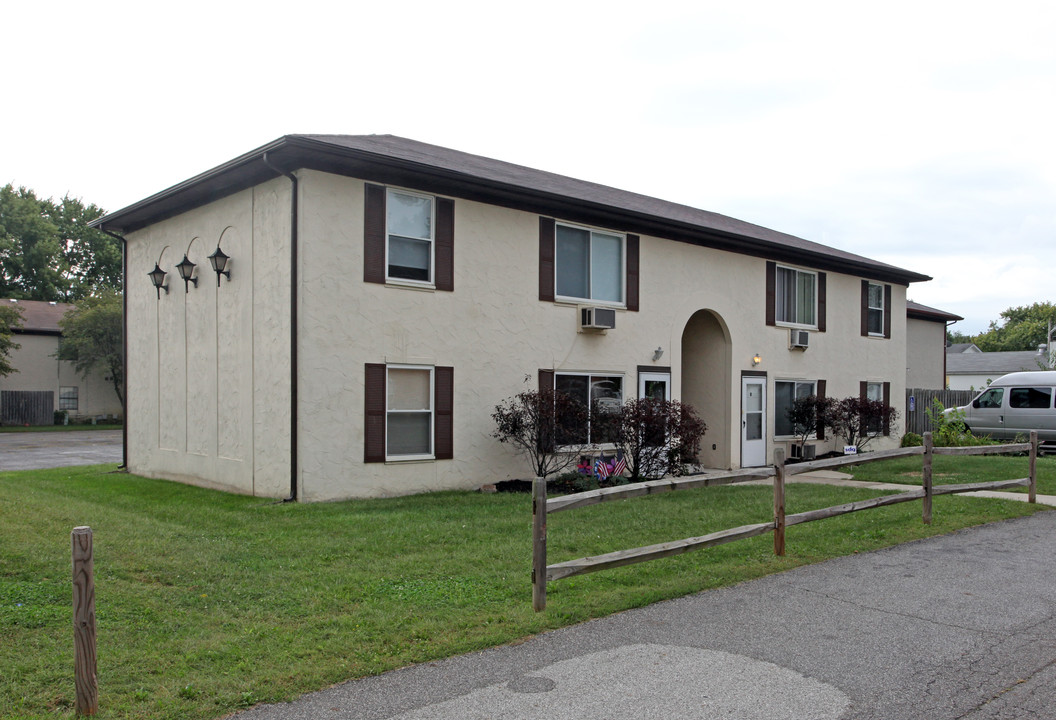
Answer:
639;372;671;401
741;376;766;467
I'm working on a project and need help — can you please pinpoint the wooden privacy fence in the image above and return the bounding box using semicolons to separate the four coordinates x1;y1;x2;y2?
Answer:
531;431;1039;611
904;388;975;435
1;390;54;426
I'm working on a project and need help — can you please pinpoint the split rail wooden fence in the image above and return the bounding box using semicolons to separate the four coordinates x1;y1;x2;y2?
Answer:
531;431;1039;611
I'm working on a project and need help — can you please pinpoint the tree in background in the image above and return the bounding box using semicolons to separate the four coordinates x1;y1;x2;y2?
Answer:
57;290;123;404
0;184;120;301
0;303;24;378
973;302;1056;353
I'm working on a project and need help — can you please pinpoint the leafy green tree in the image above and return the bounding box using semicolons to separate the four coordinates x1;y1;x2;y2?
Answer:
57;290;123;404
0;303;24;378
0;184;119;301
973;302;1056;352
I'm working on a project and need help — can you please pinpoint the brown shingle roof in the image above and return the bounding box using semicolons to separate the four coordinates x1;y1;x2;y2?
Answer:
3;299;71;334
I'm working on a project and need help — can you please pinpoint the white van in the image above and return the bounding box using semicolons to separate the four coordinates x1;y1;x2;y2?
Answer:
947;371;1056;441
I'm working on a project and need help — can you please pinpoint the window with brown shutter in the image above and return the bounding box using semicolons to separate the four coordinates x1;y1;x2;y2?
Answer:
364;184;454;291
538;218;638;311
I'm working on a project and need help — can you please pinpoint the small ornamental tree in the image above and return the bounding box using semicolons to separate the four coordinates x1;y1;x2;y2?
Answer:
785;394;835;452
492;385;590;479
608;398;707;481
828;396;900;452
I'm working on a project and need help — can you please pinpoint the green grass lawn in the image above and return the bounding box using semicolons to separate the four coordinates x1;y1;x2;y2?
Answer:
846;452;1056;495
1;463;1049;720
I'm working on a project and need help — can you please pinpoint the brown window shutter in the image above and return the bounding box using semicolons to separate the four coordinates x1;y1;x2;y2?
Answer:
434;366;454;459
626;234;640;312
364;363;386;462
435;198;454;292
817;272;827;332
539;369;554;391
364;184;386;284
859;381;868;440
860;280;870;337
816;379;827;440
883;381;892;436
883;284;892;339
765;261;776;326
539;217;555;302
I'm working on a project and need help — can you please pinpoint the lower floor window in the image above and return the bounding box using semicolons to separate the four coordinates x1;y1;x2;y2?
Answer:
775;380;815;437
555;373;623;444
865;381;883;434
59;386;79;412
387;366;433;458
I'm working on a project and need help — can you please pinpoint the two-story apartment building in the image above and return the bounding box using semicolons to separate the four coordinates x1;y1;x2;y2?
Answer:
93;135;929;501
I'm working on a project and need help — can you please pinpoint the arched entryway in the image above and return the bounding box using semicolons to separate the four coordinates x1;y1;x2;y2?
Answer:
681;309;732;469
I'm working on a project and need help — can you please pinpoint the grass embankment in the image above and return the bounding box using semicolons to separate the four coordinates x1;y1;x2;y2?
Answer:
1;463;1049;720
848;452;1056;495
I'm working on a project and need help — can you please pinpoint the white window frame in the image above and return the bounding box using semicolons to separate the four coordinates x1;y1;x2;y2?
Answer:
867;282;885;337
774;379;816;440
554;371;625;446
385;188;435;287
554;222;626;307
385;364;434;461
775;265;818;329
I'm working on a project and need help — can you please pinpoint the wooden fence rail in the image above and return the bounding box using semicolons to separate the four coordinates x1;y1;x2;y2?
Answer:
532;431;1038;611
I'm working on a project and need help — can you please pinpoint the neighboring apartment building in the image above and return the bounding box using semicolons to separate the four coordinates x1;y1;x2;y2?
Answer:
93;135;929;501
946;346;1053;391
0;299;122;424
906;300;963;389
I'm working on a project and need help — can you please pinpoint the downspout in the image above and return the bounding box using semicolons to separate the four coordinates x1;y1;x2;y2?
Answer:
262;153;299;502
101;228;128;470
944;318;958;389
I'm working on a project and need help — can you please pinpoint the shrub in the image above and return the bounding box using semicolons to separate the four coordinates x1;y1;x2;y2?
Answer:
901;432;923;447
492;381;590;479
827;396;900;452
925;398;991;447
606;398;707;481
786;394;836;451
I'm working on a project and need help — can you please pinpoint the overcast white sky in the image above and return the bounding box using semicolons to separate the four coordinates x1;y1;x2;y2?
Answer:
4;0;1054;334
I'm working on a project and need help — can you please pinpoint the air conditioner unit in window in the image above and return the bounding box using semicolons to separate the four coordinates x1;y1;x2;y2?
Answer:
580;306;616;331
790;443;817;460
789;329;810;350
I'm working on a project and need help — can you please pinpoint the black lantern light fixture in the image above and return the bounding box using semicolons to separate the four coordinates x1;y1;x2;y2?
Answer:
148;263;169;298
208;246;231;286
175;254;198;292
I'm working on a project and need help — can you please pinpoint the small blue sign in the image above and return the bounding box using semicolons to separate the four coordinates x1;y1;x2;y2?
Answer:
909;396;916;412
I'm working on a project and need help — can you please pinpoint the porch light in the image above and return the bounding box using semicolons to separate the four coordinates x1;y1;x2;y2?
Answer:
175;255;198;292
753;353;762;366
148;263;169;298
652;347;664;362
207;246;231;286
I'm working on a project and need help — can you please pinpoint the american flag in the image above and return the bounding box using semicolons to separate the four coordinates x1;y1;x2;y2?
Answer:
594;458;610;479
612;456;627;477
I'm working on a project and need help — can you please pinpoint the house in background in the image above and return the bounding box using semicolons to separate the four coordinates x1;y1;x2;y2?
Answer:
93;135;930;501
905;300;963;389
946;345;1052;390
0;299;123;425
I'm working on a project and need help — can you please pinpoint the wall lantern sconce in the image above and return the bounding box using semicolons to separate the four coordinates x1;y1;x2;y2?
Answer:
752;353;762;366
175;255;198;292
207;246;231;286
652;347;664;362
148;263;169;298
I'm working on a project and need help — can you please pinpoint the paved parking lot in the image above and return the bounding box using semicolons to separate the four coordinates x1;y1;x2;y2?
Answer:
0;429;122;471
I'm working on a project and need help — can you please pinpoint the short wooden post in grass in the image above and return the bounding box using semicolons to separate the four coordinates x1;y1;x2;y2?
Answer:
1029;430;1038;504
773;448;786;556
922;431;933;524
71;526;98;716
532;478;547;612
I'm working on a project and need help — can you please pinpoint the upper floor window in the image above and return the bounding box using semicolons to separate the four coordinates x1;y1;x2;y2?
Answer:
387;189;434;284
866;283;884;335
555;224;624;305
775;265;817;327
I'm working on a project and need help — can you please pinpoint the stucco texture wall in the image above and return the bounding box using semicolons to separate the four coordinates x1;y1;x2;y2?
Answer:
125;179;291;497
906;317;947;389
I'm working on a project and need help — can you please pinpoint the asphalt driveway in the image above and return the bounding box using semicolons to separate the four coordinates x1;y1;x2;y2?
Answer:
0;429;122;471
235;511;1056;720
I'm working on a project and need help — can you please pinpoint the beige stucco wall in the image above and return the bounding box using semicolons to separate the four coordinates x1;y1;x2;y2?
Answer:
125;168;913;501
906;317;947;389
1;332;121;419
125;179;291;496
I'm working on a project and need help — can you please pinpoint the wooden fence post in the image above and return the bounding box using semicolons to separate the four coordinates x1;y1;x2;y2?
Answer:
532;478;547;612
1029;430;1038;504
71;526;98;716
773;448;786;556
922;431;933;524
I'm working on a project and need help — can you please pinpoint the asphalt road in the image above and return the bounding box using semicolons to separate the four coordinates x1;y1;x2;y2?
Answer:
235;511;1056;720
0;429;122;470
